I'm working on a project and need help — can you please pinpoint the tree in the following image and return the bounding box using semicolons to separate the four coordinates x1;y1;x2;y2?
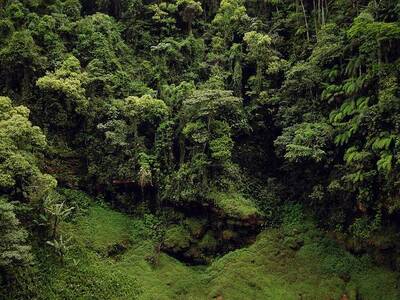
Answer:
0;197;32;269
244;31;284;93
212;0;249;42
275;122;333;163
162;89;245;203
0;30;45;99
46;235;72;265
177;0;203;35
36;55;88;132
90;95;168;195
0;96;56;204
43;192;74;239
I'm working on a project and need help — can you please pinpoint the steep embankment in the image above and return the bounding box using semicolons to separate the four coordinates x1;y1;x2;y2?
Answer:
33;202;399;300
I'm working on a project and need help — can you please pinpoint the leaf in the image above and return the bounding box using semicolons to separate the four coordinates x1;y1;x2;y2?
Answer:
371;135;394;151
377;152;393;173
344;147;371;165
344;170;364;183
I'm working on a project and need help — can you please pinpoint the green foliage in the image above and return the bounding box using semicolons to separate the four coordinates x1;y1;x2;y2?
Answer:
207;217;399;300
177;0;203;34
348;12;400;63
37;55;87;112
46;235;72;263
212;0;249;41
148;1;178;36
121;95;169;128
1;0;400;296
36;55;88;132
163;225;192;251
0;96;56;201
244;31;284;92
0;198;32;268
43;192;75;238
0;29;45;71
37;204;204;299
275;122;333;163
90;94;168;189
31;203;400;300
59;188;92;216
162;88;246;204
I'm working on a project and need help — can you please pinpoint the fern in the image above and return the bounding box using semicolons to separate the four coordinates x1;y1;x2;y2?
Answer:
344;147;370;164
330;100;358;124
335;131;351;145
356;97;369;110
322;83;341;101
371;135;395;151
345;56;364;76
344;170;364;183
377;152;393;173
334;120;359;146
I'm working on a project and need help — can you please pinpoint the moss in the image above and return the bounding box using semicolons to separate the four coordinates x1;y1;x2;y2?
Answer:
198;231;217;252
184;217;206;238
283;236;304;250
209;191;260;219
163;225;192;252
350;266;400;300
221;229;237;240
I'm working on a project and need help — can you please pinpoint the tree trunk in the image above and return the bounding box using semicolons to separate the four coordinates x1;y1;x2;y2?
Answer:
321;0;326;25
53;217;58;239
300;0;310;42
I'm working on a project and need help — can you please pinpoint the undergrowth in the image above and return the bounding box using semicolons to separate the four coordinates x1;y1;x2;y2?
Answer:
29;201;400;300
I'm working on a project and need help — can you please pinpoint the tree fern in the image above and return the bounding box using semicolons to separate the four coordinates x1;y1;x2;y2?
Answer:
377;152;393;173
371;135;395;151
344;147;371;164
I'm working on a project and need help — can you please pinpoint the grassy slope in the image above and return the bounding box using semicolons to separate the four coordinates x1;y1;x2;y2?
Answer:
38;205;206;299
37;204;399;300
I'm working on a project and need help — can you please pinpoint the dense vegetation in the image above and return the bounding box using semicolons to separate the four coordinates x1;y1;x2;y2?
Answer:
1;0;400;298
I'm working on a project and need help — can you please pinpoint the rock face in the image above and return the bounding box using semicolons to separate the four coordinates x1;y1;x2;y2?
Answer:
161;193;264;264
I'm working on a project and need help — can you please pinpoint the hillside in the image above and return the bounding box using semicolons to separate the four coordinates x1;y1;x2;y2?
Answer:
1;0;400;299
20;200;400;299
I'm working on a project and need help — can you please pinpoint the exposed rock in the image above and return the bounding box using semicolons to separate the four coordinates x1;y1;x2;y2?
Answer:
160;193;264;264
107;240;129;257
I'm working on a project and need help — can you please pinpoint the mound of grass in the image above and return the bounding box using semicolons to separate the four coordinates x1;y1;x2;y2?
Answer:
61;204;137;254
209;192;260;219
204;203;400;300
206;230;346;300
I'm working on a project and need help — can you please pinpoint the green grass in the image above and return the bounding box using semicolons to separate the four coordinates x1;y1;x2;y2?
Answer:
206;230;345;300
62;205;137;254
38;205;206;300
205;222;400;300
35;203;399;300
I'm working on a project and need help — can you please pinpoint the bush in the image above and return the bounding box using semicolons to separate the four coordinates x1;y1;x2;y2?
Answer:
59;188;92;218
